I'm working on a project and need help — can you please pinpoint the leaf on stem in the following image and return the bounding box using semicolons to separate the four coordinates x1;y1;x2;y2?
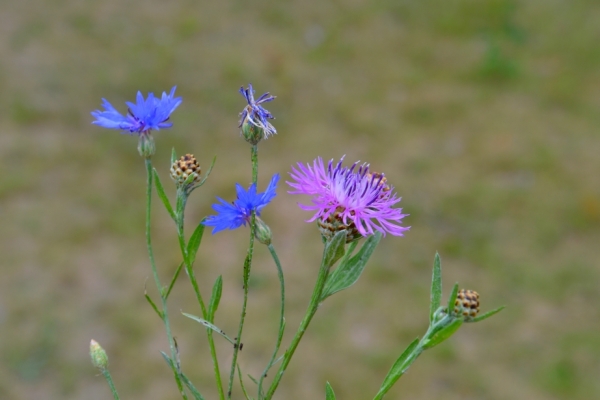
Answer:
430;253;442;323
186;223;206;266
165;262;184;299
236;365;252;400
160;351;174;368
320;232;382;301
422;318;463;350
180;372;206;400
325;382;336;400
153;168;176;221
195;156;217;188
144;289;163;319
171;148;177;166
375;337;420;398
208;275;223;322
470;305;505;323
447;282;460;316
323;230;347;268
247;374;259;385
182;313;235;344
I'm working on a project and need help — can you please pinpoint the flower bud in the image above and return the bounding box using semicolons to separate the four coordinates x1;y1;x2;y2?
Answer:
137;132;156;158
241;115;264;145
254;217;272;245
317;207;362;243
90;339;109;370
170;154;202;188
454;289;480;320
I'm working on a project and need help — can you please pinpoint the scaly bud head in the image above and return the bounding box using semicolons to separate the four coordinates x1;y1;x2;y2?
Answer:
170;154;202;187
317;207;362;243
454;289;480;320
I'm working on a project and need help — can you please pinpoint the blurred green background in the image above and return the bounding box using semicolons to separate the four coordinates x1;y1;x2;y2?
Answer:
1;0;599;399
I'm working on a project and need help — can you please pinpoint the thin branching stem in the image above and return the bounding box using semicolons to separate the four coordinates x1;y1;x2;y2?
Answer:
227;145;259;399
257;244;285;399
144;158;188;400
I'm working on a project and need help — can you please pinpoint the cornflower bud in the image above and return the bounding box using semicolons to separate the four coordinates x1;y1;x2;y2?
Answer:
254;217;273;245
90;339;109;370
137;132;156;158
454;289;480;320
170;154;202;188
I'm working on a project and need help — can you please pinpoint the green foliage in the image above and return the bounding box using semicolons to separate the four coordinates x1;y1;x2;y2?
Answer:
430;253;442;322
321;232;382;301
208;276;223;322
325;382;336;400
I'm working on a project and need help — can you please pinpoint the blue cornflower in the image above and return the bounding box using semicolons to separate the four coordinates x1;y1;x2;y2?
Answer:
204;174;280;234
91;86;182;134
238;84;276;143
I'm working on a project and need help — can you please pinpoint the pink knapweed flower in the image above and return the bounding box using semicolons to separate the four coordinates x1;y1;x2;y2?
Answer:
287;157;409;239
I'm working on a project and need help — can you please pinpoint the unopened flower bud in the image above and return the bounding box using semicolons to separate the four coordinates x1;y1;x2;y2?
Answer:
254;217;272;245
170;154;202;188
241;117;262;145
90;339;109;370
454;289;480;320
317;208;362;243
137;132;156;158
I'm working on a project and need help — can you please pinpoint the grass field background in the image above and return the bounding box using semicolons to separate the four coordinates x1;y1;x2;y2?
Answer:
1;0;599;399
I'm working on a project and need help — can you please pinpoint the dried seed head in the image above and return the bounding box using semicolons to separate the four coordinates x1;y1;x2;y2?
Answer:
317;207;362;243
454;289;480;320
170;154;202;187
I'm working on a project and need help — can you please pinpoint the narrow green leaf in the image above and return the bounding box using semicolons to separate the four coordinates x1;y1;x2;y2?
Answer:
165;262;184;299
321;232;382;301
195;156;217;188
325;382;336;400
323;230;347;268
376;338;420;398
186;223;206;266
153;168;176;221
470;305;505;323
171;148;177;166
237;364;252;400
182;312;235;344
422;318;463;349
180;372;206;400
430;252;442;323
144;290;163;319
247;374;259;385
447;283;460;316
208;275;223;322
160;351;173;368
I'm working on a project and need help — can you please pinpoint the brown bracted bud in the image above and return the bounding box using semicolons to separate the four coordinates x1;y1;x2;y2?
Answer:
317;207;362;243
454;289;480;320
170;154;202;187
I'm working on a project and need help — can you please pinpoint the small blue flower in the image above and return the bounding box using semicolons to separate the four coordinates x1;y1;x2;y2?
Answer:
239;84;276;140
91;86;182;134
204;174;280;234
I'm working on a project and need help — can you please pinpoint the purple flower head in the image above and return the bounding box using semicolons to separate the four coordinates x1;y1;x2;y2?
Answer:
287;157;409;238
91;86;182;134
204;174;280;234
238;84;276;141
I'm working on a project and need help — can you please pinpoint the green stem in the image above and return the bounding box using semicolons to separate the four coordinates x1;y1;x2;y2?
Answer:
257;244;286;399
144;158;188;400
176;206;224;400
264;251;331;400
101;368;120;400
227;145;259;399
372;314;453;400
